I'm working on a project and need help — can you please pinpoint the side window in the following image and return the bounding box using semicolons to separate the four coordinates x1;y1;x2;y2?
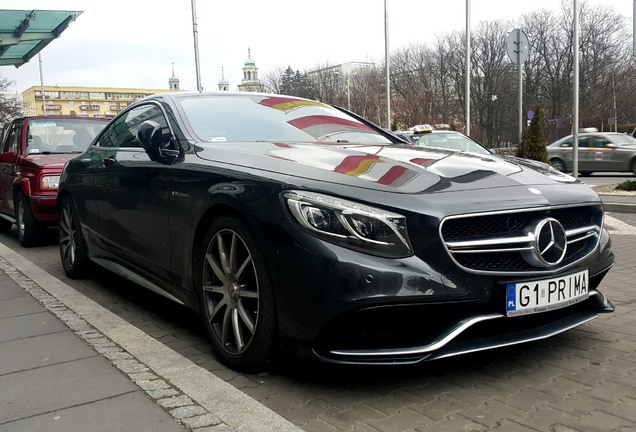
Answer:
591;136;609;147
560;138;572;148
2;123;20;154
577;136;589;148
97;104;169;149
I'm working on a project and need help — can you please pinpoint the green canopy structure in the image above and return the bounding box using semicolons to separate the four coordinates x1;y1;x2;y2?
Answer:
0;9;82;67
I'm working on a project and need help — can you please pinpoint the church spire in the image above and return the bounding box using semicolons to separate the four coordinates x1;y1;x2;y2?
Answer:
169;63;180;90
218;66;229;91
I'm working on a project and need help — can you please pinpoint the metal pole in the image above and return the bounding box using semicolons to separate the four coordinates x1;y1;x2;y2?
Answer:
465;0;471;136
38;53;46;116
633;0;635;56
191;0;203;92
518;29;523;144
572;0;579;178
347;76;351;111
384;0;391;129
613;74;617;132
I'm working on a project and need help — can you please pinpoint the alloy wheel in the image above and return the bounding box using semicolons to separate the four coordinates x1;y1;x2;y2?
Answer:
202;228;259;356
16;200;25;240
59;201;77;268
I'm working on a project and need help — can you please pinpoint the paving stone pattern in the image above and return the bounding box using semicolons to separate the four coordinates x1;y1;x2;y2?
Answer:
0;258;229;432
6;215;636;432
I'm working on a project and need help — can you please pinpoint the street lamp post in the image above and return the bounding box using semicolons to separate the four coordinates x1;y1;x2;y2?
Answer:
190;0;203;92
384;0;391;129
347;75;351;111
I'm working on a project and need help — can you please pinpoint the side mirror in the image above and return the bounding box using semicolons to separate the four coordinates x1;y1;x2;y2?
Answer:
137;120;164;162
137;120;183;165
0;152;17;163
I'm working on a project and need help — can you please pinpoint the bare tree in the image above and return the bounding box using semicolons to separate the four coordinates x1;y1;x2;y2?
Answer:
0;76;22;123
258;0;636;143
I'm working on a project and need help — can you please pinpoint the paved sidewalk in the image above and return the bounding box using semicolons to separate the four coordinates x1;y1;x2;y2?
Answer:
0;244;301;432
0;264;187;431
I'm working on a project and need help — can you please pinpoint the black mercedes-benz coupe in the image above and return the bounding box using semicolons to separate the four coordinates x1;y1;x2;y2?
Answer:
57;92;614;371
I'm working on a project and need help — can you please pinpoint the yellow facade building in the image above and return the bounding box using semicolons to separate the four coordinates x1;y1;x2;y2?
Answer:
20;85;178;117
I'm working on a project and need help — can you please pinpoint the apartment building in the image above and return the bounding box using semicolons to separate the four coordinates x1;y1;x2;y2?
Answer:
20;85;178;117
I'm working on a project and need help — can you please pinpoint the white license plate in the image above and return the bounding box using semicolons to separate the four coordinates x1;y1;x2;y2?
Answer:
506;270;589;317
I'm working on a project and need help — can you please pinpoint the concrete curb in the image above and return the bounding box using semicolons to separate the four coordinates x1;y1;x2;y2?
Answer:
602;202;636;214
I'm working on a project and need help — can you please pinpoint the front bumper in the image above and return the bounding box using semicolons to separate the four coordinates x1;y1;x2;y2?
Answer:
312;288;613;365
270;217;615;365
29;194;58;222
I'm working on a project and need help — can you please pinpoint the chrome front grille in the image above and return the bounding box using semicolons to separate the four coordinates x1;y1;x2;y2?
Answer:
439;204;603;275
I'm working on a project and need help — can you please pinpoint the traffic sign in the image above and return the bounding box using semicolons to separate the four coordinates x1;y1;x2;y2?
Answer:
506;29;530;65
527;110;535;121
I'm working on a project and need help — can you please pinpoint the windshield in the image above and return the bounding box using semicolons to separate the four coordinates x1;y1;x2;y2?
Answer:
411;132;491;154
26;118;107;154
615;134;636;145
179;95;393;145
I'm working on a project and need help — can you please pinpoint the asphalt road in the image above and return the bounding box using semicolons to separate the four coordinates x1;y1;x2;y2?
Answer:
2;205;636;431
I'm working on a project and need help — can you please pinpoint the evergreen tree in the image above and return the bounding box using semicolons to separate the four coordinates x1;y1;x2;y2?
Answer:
280;66;295;95
516;106;549;163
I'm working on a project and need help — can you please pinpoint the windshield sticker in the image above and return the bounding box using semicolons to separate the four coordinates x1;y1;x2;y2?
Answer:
31;121;57;127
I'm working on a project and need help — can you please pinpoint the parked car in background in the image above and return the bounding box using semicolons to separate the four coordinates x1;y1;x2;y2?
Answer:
0;116;108;246
394;125;491;155
58;92;614;371
547;132;636;175
410;130;492;154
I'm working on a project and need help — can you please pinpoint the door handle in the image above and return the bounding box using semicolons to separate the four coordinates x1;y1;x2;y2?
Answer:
102;157;116;167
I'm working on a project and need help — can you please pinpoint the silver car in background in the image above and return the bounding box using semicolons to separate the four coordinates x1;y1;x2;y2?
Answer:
547;132;636;175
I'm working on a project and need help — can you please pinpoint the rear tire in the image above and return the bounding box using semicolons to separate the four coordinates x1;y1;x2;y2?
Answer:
58;195;90;278
16;192;47;247
631;159;636;175
196;216;277;372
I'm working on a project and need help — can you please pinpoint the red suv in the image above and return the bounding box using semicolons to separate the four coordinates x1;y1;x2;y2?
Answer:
0;116;108;246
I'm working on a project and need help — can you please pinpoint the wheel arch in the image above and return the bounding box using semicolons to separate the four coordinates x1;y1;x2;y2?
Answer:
190;201;277;295
12;179;30;201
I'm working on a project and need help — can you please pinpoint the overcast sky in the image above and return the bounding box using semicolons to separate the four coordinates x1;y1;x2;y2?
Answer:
1;0;633;94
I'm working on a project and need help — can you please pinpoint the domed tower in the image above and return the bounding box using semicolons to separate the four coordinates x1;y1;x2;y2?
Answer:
218;67;229;91
237;48;264;92
169;63;180;90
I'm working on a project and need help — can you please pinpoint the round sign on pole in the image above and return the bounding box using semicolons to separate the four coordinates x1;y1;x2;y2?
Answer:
527;110;535;121
506;29;530;65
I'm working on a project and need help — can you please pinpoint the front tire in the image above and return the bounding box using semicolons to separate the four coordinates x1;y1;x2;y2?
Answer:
550;158;566;172
16;192;47;247
197;216;277;372
58;195;90;278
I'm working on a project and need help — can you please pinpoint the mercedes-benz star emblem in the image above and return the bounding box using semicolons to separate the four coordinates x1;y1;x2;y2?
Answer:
522;218;567;268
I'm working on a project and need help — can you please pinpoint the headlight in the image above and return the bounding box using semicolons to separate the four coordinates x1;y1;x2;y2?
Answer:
40;175;60;190
283;190;413;258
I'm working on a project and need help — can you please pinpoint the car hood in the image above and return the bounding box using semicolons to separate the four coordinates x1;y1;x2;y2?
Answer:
194;141;587;196
21;153;76;169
